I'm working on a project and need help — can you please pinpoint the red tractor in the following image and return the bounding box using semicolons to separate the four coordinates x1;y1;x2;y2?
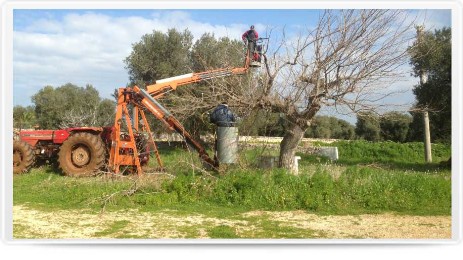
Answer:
13;127;109;176
13;127;149;176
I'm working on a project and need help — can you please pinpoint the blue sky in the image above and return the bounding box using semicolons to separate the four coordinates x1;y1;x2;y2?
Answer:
13;9;324;30
12;9;452;122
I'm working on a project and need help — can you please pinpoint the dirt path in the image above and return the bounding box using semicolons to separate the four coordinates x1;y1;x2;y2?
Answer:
13;205;451;239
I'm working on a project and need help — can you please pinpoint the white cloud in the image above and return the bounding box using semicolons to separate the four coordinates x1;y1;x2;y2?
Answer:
13;11;250;105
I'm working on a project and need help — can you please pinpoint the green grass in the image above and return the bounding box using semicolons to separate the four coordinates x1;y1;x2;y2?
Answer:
13;166;451;216
13;140;452;217
207;225;240;238
318;140;451;169
94;220;130;237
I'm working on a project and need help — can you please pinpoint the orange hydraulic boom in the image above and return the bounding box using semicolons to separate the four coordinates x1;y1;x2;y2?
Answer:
108;42;263;175
146;66;249;99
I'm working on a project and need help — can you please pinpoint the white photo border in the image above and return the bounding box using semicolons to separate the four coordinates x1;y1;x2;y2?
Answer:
1;0;461;245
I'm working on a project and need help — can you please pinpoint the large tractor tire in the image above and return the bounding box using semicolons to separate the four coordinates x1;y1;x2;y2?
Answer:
58;132;106;177
13;140;35;174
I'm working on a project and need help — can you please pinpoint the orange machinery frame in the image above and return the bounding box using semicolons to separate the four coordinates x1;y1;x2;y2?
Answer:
108;46;256;175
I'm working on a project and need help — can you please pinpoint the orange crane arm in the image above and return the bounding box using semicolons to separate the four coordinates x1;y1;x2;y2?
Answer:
146;55;250;99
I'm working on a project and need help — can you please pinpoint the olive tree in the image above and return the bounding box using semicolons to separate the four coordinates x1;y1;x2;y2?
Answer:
32;83;115;129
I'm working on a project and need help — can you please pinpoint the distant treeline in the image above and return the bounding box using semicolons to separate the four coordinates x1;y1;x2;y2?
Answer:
238;110;448;144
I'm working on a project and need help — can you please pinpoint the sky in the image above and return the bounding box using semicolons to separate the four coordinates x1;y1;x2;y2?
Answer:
12;9;452;123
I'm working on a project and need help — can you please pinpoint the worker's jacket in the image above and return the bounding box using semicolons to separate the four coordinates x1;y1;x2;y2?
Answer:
210;104;236;127
242;29;259;42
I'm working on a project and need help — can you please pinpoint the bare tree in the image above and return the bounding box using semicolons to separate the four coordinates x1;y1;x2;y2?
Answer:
215;9;415;170
59;104;115;128
252;10;417;170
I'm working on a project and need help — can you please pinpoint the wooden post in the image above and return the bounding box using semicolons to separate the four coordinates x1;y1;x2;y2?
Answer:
423;111;432;163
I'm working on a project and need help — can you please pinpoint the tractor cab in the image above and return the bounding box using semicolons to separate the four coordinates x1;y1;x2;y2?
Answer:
249;37;269;68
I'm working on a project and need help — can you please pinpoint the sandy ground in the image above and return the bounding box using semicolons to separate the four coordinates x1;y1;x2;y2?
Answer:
13;205;451;239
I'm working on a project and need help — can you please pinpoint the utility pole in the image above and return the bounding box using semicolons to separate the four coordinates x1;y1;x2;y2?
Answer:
416;25;432;163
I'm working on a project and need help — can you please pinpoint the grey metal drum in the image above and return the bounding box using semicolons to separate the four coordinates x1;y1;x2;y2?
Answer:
216;126;238;164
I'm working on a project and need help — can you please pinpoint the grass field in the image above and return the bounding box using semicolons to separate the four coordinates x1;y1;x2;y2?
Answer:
13;140;452;239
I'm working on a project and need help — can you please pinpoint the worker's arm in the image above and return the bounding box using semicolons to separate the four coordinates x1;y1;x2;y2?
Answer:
242;31;248;42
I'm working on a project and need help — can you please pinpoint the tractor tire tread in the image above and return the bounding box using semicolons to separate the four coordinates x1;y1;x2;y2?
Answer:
58;132;106;177
13;140;35;174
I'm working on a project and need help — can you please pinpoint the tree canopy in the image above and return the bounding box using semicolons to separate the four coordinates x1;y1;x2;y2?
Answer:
31;83;115;129
124;29;193;86
408;27;451;142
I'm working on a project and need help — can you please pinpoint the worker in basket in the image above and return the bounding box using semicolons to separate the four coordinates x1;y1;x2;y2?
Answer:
242;25;260;62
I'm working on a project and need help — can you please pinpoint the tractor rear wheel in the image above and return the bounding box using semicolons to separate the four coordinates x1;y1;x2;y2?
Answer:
13;140;35;174
58;132;105;177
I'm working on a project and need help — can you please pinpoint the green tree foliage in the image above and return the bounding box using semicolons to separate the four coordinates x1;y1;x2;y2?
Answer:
408;27;451;142
379;112;412;142
304;116;355;140
31;83;115;129
355;112;381;141
124;29;193;85
191;33;244;70
13;105;36;129
238;113;356;139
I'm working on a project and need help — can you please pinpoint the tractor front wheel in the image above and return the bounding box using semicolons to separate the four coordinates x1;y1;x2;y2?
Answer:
13;140;35;174
58;132;105;177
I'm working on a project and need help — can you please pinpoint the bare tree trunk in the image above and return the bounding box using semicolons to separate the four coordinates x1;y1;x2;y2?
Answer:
279;120;307;171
